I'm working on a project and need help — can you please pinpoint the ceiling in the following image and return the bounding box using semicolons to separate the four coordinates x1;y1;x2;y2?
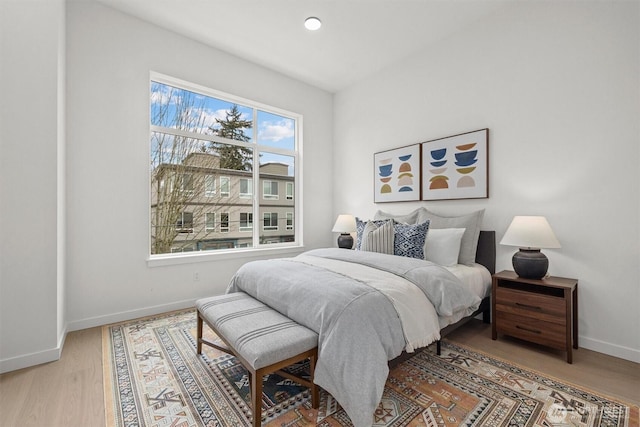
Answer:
95;0;509;93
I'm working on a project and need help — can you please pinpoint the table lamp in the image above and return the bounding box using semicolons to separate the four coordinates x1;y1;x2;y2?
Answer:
500;216;561;279
332;214;356;249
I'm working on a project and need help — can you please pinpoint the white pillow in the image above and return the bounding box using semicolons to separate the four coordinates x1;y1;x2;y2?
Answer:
418;208;485;265
425;228;466;266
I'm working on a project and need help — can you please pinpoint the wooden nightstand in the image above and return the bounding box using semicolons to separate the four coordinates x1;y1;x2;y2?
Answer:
492;270;578;363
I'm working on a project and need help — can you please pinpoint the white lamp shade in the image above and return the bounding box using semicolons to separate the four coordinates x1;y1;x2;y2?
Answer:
332;214;356;233
500;216;561;249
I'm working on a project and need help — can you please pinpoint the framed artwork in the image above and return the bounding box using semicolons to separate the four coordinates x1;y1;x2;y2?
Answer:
421;128;489;201
374;144;421;203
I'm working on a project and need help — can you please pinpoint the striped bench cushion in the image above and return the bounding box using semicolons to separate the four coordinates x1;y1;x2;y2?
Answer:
196;292;318;370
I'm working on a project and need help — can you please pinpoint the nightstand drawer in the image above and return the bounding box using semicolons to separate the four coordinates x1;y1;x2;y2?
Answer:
492;271;578;363
496;287;565;319
495;311;566;349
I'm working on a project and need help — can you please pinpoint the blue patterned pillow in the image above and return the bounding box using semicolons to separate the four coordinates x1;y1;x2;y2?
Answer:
355;217;387;250
393;220;430;259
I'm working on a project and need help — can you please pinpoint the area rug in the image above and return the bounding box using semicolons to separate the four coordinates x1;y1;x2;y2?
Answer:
103;309;638;426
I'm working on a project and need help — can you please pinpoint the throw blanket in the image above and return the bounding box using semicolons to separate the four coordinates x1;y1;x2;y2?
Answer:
227;248;480;427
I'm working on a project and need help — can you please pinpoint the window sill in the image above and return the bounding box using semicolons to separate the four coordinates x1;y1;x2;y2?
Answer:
147;244;306;267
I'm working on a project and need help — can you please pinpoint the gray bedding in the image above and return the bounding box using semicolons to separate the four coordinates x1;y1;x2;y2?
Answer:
227;248;480;427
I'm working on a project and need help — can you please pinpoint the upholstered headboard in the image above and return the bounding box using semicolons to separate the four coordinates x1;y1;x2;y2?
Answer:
475;230;496;274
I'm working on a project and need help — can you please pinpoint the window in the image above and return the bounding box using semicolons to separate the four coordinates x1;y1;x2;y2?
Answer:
180;174;194;194
240;212;253;232
286;212;294;230
263;180;278;200
176;212;193;233
205;213;215;232
240;178;252;199
150;74;300;256
263;212;278;231
205;175;216;197
286;182;294;200
219;212;229;232
220;176;230;197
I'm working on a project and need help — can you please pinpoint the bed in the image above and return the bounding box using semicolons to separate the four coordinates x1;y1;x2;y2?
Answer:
226;209;494;427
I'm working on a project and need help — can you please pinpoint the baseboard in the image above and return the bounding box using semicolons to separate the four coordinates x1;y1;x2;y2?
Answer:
0;326;67;374
66;298;197;332
579;335;640;363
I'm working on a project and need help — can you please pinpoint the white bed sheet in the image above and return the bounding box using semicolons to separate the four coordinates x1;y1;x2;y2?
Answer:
438;262;492;328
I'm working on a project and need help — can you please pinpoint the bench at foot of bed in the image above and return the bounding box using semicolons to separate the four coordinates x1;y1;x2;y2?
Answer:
196;292;319;427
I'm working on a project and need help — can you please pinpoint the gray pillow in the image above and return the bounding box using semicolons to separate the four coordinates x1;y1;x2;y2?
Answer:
418;208;485;265
373;207;422;224
360;220;395;255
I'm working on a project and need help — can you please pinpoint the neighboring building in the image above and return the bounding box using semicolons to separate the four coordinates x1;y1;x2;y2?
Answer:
151;152;295;254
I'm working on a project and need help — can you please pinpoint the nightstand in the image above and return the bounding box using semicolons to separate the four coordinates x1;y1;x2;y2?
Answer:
492;270;578;363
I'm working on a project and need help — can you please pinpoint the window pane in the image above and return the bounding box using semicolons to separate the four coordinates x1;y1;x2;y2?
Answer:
150;76;299;256
151;81;253;141
259;153;295;246
257;110;295;150
205;175;216;197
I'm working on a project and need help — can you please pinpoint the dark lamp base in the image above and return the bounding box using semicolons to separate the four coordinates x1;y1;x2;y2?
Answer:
512;248;549;280
337;233;353;249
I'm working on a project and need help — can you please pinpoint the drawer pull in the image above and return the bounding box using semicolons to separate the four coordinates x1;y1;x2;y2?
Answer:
515;302;542;310
516;325;542;334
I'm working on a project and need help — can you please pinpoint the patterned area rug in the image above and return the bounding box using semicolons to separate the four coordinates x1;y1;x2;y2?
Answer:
102;309;638;426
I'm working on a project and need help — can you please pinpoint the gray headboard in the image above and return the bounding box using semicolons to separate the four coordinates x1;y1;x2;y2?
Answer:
475;230;496;274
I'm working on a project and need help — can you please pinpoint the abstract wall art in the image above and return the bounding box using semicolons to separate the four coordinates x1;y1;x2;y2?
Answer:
421;128;489;201
374;144;421;202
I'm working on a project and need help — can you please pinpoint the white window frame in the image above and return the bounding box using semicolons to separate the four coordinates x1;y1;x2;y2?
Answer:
204;175;216;197
286;212;294;230
286;182;294;200
239;178;253;199
148;72;304;264
219;212;230;233
263;212;278;231
240;212;253;232
176;212;193;233
220;176;230;197
263;180;279;200
205;212;215;232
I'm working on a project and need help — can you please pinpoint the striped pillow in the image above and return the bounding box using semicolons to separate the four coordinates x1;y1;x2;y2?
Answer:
355;217;387;250
360;220;395;255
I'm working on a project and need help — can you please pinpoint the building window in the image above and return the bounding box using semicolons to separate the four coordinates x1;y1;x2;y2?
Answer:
205;213;215;232
205;175;216;197
263;180;278;200
220;212;229;232
286;182;294;200
263;212;278;231
240;178;252;199
240;212;253;232
286;212;293;230
220;176;230;197
180;174;194;194
150;73;300;256
176;212;193;233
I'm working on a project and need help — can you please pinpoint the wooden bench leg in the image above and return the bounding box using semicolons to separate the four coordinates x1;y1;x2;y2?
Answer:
251;369;263;427
309;352;319;409
196;312;203;355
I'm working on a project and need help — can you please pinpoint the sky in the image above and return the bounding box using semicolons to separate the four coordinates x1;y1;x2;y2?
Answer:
150;81;296;176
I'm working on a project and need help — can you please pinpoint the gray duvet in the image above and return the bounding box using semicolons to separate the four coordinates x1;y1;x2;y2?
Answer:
227;248;480;427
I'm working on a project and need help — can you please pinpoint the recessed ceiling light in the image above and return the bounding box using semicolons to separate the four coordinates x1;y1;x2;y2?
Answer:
304;17;322;31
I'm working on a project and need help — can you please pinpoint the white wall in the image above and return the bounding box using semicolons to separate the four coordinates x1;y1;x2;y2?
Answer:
0;0;67;372
64;1;333;330
333;1;639;362
0;0;333;372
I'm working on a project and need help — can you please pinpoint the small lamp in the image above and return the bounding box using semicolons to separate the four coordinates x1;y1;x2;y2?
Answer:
332;214;356;249
500;216;561;279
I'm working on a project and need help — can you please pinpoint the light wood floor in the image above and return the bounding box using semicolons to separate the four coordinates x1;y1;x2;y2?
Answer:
1;320;638;427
